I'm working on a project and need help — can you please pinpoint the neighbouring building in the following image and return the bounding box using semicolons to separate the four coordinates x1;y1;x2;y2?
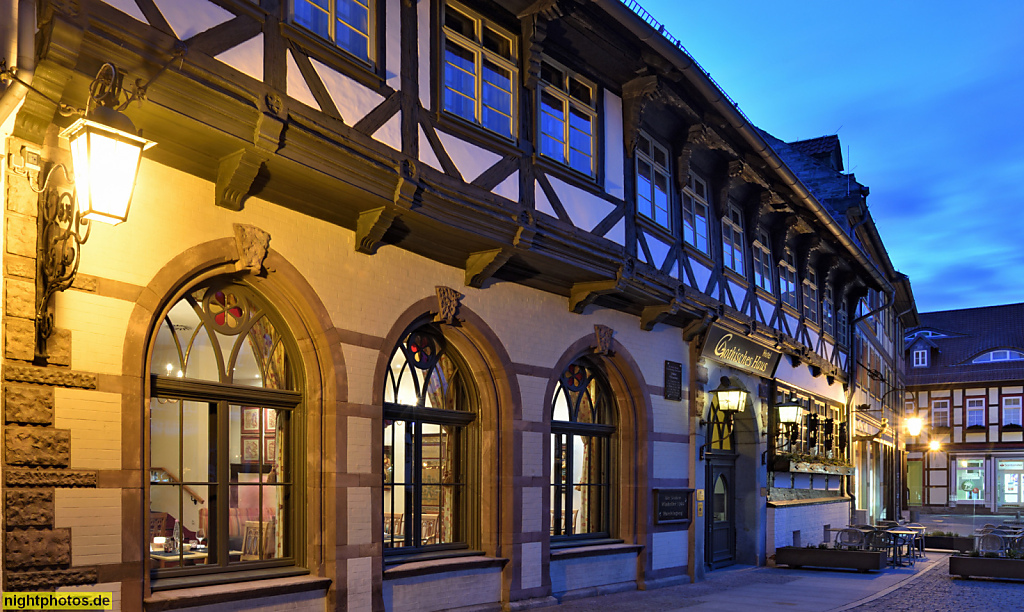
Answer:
1;0;909;610
906;303;1024;515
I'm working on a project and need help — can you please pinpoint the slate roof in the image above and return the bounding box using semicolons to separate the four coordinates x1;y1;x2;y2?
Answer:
758;130;863;224
906;303;1024;386
788;135;843;170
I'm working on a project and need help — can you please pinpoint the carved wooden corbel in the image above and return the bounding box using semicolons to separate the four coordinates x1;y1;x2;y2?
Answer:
594;324;614;355
216;113;285;211
233;224;271;274
355;207;398;255
568;261;635;314
465;249;511;288
760;189;787;211
622;75;659;156
434;286;463;325
687;122;737;157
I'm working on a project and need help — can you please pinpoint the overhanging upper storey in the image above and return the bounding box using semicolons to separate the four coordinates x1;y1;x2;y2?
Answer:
15;0;894;376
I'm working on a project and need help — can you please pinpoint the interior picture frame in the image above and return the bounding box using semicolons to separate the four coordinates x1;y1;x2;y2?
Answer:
241;436;260;463
264;408;277;433
241;407;260;434
264;438;276;463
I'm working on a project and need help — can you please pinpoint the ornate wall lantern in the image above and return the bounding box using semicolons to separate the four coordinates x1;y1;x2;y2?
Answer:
776;400;802;446
709;376;748;414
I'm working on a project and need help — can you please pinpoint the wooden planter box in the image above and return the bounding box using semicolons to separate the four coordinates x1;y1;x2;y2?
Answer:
775;547;886;572
772;459;855;476
924;535;974;553
949;555;1024;580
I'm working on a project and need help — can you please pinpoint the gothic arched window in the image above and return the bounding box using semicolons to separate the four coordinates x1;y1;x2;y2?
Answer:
550;358;615;541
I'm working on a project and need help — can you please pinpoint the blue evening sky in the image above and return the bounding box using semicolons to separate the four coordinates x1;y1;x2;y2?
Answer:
639;1;1024;314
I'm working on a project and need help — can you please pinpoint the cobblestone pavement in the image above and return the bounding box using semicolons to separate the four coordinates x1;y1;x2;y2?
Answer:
844;558;1024;611
530;552;1024;612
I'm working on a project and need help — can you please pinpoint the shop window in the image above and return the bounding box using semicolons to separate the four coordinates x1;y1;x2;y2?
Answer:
292;0;375;64
636;132;671;230
966;397;986;428
955;458;985;501
149;280;301;581
931;399;949;428
682;172;710;254
538;60;597;176
751;230;773;292
383;325;475;555
550;359;614;542
997;459;1024;506
443;2;517;138
1004;397;1023;428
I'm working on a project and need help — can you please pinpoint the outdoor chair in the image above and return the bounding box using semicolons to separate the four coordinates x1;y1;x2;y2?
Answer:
834;528;866;550
978;533;1006;557
904;523;927;558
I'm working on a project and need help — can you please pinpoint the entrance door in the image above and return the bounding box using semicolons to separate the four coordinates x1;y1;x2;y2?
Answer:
706;453;736;568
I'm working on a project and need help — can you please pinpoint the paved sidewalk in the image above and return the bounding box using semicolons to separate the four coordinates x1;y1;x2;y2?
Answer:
531;552;961;611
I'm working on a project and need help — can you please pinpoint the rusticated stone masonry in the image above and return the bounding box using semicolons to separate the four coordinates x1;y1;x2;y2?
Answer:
3;135;99;591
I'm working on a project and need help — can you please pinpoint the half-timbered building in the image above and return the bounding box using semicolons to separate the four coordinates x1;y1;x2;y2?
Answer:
906;304;1024;514
1;0;911;609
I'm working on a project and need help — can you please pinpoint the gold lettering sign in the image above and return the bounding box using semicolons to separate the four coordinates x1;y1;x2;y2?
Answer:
701;325;782;377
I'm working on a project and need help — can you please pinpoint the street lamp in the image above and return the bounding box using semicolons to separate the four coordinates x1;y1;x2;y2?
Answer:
929;440;942;452
710;376;748;414
905;416;923;437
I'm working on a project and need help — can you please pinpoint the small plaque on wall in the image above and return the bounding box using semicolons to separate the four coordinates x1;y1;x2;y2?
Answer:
654;488;692;525
664;360;683;401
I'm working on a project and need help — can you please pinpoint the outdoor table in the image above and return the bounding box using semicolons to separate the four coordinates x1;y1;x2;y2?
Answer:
887;529;918;566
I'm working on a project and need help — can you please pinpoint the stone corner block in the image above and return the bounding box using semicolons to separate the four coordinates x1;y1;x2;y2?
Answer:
4;317;36;362
5;490;55;528
5;427;71;467
4;383;55;425
5;528;72;570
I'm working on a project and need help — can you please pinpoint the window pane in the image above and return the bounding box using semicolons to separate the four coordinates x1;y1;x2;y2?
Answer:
569;149;591;175
293;0;331;39
151;399;182;480
540;61;562;88
336;20;370;61
444;5;474;39
568;78;592;105
482;27;512;58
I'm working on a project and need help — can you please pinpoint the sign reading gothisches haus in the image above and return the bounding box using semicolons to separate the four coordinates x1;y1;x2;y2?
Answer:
701;324;782;378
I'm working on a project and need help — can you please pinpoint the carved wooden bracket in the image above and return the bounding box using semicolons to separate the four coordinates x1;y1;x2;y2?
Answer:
760;190;787;211
687;122;737;157
232;224;271;274
594;324;614;355
514;210;536;250
434;286;463;325
681;311;716;343
621;75;659;156
355;207;398;255
568;262;635;314
641;299;684;332
216;114;285;211
465;249;512;288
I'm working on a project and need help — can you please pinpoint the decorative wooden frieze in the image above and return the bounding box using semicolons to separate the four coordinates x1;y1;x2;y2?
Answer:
232;224;271;274
593;324;614;355
5;528;72;569
434;286;463;325
3;364;97;389
6;490;55;528
4;384;55;426
728;160;769;190
760;189;787;211
5;427;71;467
5;568;99;590
5;469;97;488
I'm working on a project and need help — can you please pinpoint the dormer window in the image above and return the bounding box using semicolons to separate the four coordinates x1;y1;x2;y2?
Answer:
913;349;928;367
972;350;1024;363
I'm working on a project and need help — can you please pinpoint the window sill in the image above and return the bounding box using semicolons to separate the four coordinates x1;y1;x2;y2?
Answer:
550;541;640;561
145;573;329;611
384;553;507;579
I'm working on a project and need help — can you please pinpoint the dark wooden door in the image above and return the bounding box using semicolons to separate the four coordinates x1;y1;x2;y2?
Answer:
706;453;736;569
